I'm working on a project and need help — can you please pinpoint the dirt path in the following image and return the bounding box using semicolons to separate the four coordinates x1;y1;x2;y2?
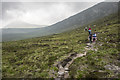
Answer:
49;42;96;79
58;43;94;78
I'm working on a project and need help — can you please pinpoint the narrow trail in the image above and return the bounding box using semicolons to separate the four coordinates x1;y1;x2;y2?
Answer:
49;42;97;79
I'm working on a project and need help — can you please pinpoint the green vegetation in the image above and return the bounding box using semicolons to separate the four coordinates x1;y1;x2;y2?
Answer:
2;23;87;78
2;13;119;78
69;13;120;78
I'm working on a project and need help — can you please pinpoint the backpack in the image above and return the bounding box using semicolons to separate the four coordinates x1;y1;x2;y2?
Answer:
93;34;96;37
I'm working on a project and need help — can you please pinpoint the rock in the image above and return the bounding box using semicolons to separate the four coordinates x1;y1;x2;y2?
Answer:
104;65;120;71
58;71;64;76
65;68;69;71
95;49;98;51
87;43;90;45
86;46;89;48
100;44;102;46
59;65;63;69
98;70;105;72
65;71;69;73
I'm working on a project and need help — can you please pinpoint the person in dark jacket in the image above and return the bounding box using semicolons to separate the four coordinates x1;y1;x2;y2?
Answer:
88;27;91;35
88;34;92;43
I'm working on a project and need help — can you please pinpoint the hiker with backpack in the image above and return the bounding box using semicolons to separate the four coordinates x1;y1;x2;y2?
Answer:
88;34;92;43
92;33;97;42
88;27;91;35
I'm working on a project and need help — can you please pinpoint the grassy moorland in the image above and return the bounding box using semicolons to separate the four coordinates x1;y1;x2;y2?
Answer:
2;13;120;78
69;13;120;78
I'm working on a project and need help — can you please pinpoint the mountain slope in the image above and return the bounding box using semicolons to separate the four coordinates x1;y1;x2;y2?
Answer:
26;2;118;37
2;12;119;78
45;2;118;33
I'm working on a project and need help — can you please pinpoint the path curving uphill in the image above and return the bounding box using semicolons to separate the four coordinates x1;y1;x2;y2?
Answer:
52;42;97;79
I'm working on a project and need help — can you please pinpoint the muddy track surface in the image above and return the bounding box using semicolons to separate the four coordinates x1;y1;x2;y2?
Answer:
49;43;96;79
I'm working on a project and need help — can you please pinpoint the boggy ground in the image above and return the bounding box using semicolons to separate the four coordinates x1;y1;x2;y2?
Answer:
2;13;120;78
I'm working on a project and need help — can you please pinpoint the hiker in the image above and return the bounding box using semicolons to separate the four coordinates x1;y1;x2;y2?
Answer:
88;34;92;43
84;27;87;31
88;27;91;35
92;33;97;42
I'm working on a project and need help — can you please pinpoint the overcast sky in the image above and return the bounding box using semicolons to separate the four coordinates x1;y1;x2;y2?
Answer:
0;0;108;28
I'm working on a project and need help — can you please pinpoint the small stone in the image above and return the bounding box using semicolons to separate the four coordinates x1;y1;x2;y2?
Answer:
65;68;69;71
58;71;64;76
65;71;68;73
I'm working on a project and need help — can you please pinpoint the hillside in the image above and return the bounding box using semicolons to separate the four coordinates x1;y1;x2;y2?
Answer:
69;13;120;78
2;2;118;42
2;12;120;78
45;2;118;32
2;28;42;42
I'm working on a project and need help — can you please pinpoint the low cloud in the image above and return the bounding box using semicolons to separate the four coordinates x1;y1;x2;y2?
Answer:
1;2;104;28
